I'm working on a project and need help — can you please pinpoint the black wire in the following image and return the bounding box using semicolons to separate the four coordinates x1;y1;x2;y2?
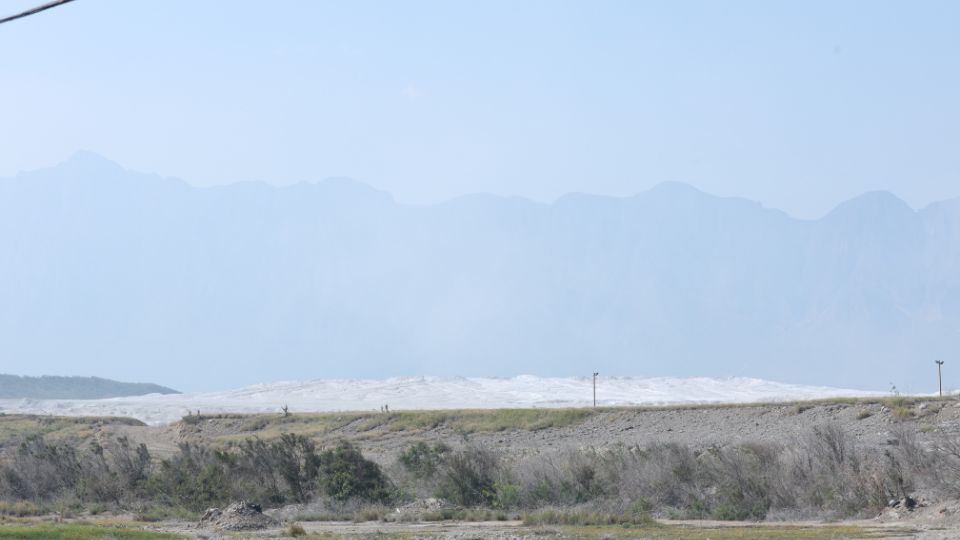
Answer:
0;0;77;26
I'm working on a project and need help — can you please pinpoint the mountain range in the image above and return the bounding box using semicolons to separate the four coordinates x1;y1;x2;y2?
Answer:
1;151;957;392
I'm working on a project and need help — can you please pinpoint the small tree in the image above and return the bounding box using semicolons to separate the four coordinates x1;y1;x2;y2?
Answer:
318;441;392;502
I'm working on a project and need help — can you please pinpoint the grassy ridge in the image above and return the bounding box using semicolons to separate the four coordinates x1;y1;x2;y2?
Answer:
179;394;950;443
185;408;600;443
0;415;145;449
0;394;943;447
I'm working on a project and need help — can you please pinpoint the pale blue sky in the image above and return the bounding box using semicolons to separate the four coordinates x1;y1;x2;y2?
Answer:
2;0;958;218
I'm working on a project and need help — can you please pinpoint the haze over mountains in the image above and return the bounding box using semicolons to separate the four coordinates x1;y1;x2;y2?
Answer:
1;152;957;392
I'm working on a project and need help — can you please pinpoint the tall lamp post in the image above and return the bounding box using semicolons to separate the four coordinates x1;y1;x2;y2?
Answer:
592;372;599;408
936;360;945;398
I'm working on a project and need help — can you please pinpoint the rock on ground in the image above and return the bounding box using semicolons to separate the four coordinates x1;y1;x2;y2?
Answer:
198;501;279;531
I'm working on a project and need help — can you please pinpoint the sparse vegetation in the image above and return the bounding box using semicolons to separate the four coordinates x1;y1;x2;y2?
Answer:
0;524;183;539
2;401;960;533
398;441;450;479
892;407;914;421
172;397;957;446
286;522;307;537
436;445;503;507
523;508;658;527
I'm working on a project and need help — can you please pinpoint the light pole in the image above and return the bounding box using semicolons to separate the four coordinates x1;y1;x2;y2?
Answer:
936;360;945;398
592;372;599;408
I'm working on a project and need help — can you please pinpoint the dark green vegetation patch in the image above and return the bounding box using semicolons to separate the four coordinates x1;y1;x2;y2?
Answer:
0;375;178;399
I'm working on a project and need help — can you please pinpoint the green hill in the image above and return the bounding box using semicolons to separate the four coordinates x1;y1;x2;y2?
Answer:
0;375;179;399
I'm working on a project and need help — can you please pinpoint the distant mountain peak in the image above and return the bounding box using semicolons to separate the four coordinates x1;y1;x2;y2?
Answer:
58;150;124;172
316;176;390;195
825;190;915;221
645;181;705;197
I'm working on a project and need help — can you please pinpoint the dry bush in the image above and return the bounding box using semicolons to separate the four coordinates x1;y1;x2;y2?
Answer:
436;444;506;507
0;434;152;504
614;442;710;516
706;443;778;521
893;407;914;421
286;522;307;537
0;422;947;522
929;428;960;496
773;422;904;518
508;423;910;521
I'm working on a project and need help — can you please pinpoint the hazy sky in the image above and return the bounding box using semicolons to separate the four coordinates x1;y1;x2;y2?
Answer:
2;0;958;218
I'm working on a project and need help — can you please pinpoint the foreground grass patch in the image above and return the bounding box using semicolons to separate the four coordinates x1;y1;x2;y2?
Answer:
0;524;184;539
562;524;915;539
524;509;657;527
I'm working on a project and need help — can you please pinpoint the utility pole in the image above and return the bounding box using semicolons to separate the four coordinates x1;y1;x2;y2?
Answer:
592;372;599;408
936;360;945;397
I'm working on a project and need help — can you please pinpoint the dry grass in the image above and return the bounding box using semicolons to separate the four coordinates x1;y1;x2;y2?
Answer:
171;395;957;447
183;408;599;444
561;523;914;539
0;415;144;449
1;394;946;446
0;523;182;539
892;407;914;421
179;395;954;440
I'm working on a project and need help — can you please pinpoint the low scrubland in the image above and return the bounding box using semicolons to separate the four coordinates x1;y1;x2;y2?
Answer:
0;406;957;527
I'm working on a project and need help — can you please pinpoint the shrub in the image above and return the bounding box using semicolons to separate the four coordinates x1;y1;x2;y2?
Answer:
232;434;321;503
319;441;393;503
0;434;153;504
352;507;386;522
492;481;520;509
399;441;450;479
705;443;776;521
0;421;941;522
146;443;231;511
437;445;502;507
893;407;914;421
287;522;307;537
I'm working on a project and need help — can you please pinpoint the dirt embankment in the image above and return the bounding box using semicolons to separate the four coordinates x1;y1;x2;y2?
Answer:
99;397;960;466
3;398;956;466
